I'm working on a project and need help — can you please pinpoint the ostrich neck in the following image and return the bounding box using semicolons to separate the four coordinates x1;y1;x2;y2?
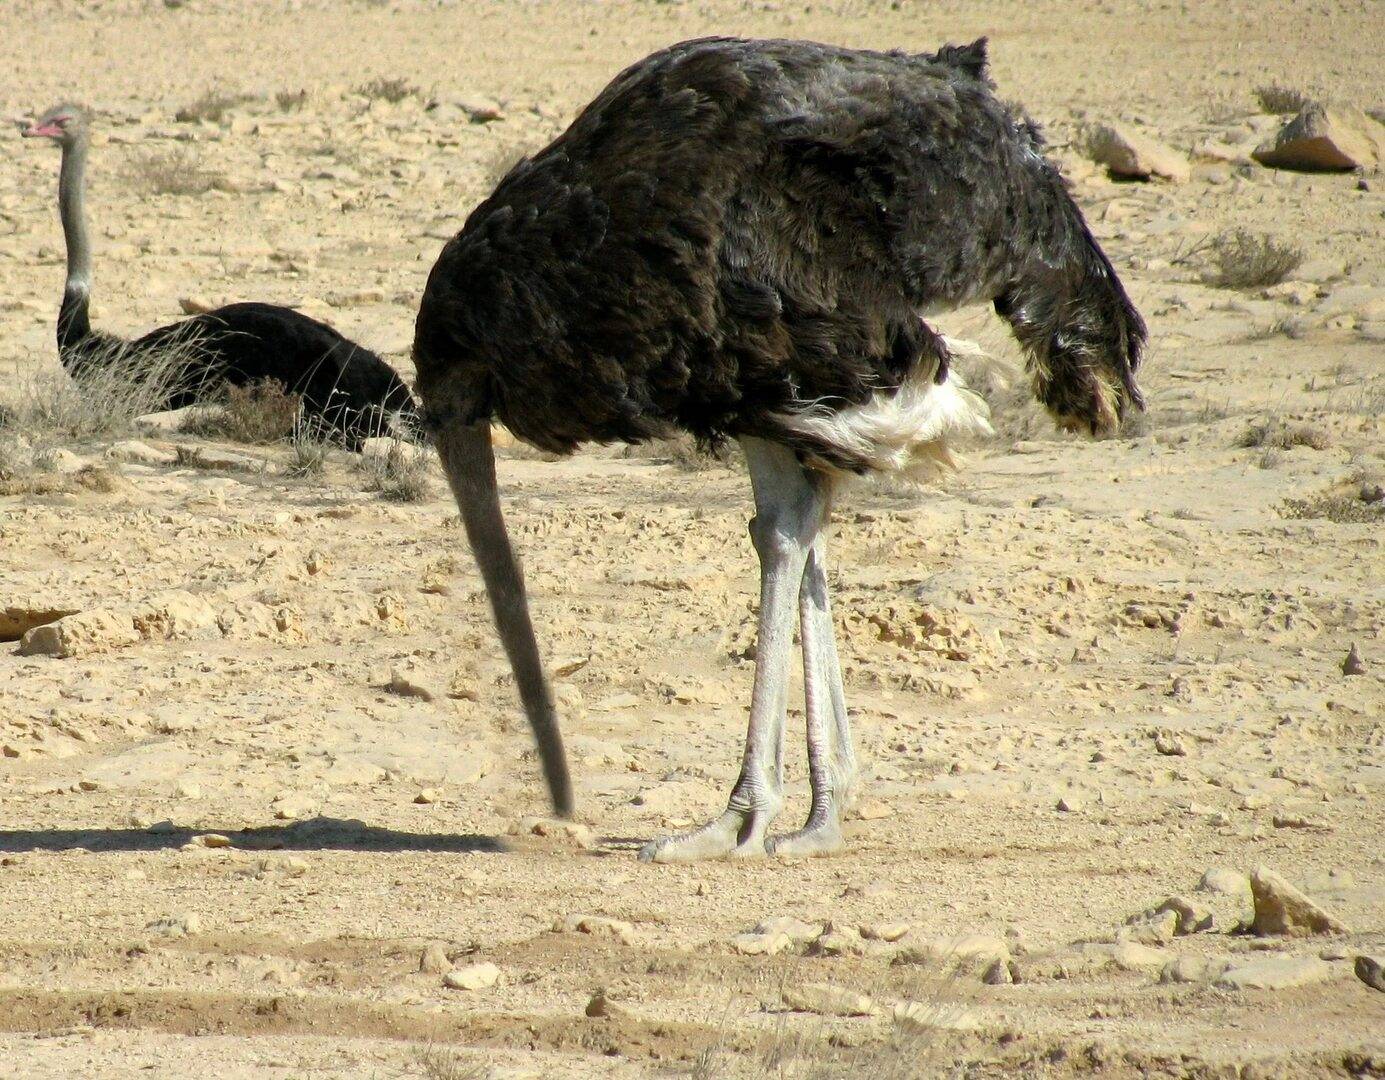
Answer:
58;136;93;292
56;135;95;354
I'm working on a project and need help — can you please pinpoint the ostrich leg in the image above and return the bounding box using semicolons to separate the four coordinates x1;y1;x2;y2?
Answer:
768;533;856;858
639;437;826;862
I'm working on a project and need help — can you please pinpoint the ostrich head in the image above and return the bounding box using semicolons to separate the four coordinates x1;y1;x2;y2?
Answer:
22;103;89;147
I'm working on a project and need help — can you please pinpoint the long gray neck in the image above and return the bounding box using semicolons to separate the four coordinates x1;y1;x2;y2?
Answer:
56;134;94;351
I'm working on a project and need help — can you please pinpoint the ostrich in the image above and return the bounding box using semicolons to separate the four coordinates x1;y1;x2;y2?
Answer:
413;38;1145;859
23;103;418;448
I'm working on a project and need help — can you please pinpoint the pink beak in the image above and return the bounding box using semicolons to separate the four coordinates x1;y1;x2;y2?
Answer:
22;122;63;138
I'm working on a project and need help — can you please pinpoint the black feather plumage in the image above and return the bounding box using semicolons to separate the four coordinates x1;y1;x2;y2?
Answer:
415;36;1145;469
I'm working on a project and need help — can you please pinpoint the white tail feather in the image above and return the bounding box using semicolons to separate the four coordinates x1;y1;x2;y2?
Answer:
773;335;993;478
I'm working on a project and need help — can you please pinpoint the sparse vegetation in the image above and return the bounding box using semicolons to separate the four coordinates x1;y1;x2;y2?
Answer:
1204;229;1303;290
275;89;309;112
1254;84;1308;115
1236;418;1331;451
1281;492;1385;524
125;146;225;196
358;433;431;502
412;1043;486;1080
357;77;419;104
181;379;301;444
621;434;728;471
175;90;255;124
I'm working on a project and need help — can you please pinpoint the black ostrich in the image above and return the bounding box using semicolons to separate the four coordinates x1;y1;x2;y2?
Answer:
23;104;418;448
413;38;1146;859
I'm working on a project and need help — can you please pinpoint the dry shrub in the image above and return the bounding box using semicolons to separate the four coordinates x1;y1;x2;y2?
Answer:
1204;229;1303;289
412;1044;486;1080
357;77;418;104
182;379;301;445
275;89;309;112
125;146;224;196
1255;84;1308;115
621;434;730;471
3;334;212;450
1236;418;1330;451
284;414;331;478
175;90;254;124
359;433;431;502
1281;493;1385;525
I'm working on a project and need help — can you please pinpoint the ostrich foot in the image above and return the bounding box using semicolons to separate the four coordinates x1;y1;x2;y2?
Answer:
768;812;845;859
638;801;780;863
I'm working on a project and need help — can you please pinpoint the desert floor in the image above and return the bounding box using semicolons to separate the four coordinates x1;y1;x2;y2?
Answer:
1;1;1383;1077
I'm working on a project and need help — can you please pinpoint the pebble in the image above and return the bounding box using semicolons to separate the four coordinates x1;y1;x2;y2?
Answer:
513;817;595;849
781;983;875;1017
1154;730;1188;757
1056;795;1084;813
414;788;442;805
754;916;823;945
859;921;912;943
191;833;233;849
1342;643;1364;676
1216;955;1332;991
272;794;318;820
443;962;500;991
1250;866;1350;936
730;930;793;956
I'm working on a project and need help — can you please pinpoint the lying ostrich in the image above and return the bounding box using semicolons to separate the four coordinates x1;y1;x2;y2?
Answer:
413;38;1145;858
23;104;418;448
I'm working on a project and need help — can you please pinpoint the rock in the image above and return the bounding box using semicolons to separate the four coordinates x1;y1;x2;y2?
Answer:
146;913;203;937
105;439;177;466
1120;908;1179;944
1216;955;1333;991
191;833;232;849
388;667;437;702
1252;103;1385;171
895;933;1010;972
443;962;500;990
1160;955;1230;984
584;989;626;1018
1077;940;1167;972
860;921;912;943
1154;730;1188;756
730;930;793;956
754;917;824;945
0;602;82;641
1087;123;1191;182
1056;795;1084;813
1250;866;1350;936
132;592;220;642
419;943;452;974
414;788;442;805
852;799;895;820
271;793;318;820
1342;644;1365;676
554;914;639;945
453;94;505;123
1354;955;1385;993
782;983;875;1017
18;609;139;658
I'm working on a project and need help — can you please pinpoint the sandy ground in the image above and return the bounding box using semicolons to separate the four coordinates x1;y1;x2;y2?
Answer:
1;1;1383;1077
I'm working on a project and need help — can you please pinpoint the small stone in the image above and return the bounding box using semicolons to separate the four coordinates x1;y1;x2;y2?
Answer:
443;962;500;990
1216;955;1333;991
895;933;1010;972
1056;795;1084;813
1354;955;1385;993
420;942;452;974
1252;102;1385;172
414;788;442;805
852;799;895;821
1154;730;1187;757
1342;643;1365;676
781;983;875;1017
1087;123;1191;182
1120;908;1179;944
272;794;317;820
514;817;595;849
192;833;232;849
981;959;1013;985
1250;866;1350;936
584;989;629;1019
1160;955;1228;984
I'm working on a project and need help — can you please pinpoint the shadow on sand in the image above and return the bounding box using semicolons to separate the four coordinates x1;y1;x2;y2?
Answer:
0;816;506;855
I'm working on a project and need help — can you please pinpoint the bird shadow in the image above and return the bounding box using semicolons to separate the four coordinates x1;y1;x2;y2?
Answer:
0;816;506;855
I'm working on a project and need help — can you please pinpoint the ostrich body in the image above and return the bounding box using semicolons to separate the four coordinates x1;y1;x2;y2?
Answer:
413;38;1146;858
24;104;418;448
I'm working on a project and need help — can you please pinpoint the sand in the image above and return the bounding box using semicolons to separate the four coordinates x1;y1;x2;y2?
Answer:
1;1;1382;1077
